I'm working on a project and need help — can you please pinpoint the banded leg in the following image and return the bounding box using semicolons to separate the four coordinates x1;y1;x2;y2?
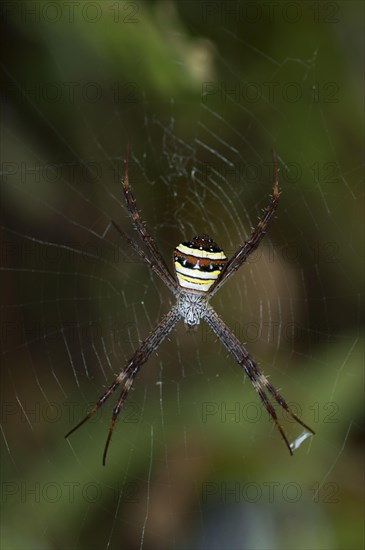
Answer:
121;146;178;292
210;151;279;297
203;306;314;454
65;305;181;464
102;374;136;465
111;220;178;296
247;358;314;436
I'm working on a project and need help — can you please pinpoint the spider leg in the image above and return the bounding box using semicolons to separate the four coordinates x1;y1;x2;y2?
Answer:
64;370;129;439
65;305;181;463
210;150;279;297
102;374;136;466
249;360;315;436
120;145;178;292
111;220;178;295
247;371;293;455
203;306;315;453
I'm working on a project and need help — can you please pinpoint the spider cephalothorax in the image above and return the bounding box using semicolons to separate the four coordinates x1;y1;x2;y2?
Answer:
65;148;315;465
177;292;208;326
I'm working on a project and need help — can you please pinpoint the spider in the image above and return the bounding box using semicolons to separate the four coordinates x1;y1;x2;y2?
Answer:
65;147;315;465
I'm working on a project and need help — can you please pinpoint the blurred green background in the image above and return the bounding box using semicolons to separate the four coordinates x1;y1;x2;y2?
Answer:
1;1;363;549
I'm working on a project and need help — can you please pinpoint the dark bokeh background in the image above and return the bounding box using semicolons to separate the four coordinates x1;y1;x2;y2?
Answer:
1;1;363;549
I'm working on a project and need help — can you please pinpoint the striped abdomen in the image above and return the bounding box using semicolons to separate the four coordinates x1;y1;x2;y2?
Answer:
174;235;228;292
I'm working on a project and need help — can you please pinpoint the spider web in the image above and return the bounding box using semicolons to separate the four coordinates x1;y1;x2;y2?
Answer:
1;2;364;550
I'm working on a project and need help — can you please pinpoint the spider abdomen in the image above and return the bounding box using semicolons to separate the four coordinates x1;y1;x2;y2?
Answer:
174;234;227;292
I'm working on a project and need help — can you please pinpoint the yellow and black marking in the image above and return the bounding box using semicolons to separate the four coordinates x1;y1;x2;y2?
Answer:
174;234;228;292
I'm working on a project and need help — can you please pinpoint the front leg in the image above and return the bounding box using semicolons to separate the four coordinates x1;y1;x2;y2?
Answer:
65;305;181;463
203;305;314;454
